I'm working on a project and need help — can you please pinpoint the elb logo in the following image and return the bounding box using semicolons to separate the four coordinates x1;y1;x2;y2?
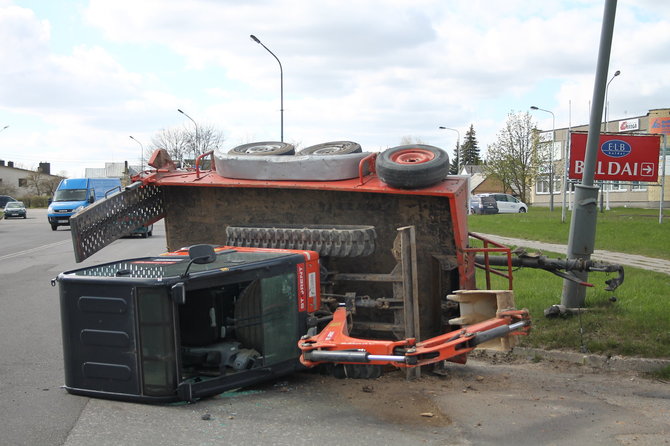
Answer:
601;140;631;158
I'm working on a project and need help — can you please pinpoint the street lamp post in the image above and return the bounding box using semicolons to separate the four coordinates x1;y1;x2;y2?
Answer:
178;108;199;163
604;70;621;132
129;135;145;172
600;70;621;212
438;126;460;172
250;34;284;142
531;106;556;212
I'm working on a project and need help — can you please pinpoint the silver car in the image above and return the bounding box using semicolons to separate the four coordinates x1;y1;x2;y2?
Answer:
3;201;27;218
476;193;528;213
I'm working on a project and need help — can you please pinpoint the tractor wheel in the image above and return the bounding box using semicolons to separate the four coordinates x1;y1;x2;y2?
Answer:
229;141;295;156
297;141;362;155
376;144;449;189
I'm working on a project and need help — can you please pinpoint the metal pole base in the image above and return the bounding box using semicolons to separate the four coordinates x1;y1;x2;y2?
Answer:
561;184;600;308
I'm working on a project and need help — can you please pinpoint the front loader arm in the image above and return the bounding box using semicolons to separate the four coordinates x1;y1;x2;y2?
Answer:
298;306;530;369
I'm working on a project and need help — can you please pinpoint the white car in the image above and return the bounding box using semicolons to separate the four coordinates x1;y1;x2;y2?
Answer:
476;193;528;213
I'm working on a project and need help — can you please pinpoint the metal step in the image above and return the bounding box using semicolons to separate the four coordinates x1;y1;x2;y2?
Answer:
70;183;165;262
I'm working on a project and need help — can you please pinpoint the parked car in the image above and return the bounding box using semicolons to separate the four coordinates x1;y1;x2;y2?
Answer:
0;195;17;208
477;193;528;213
131;224;154;238
470;195;499;214
3;201;27;218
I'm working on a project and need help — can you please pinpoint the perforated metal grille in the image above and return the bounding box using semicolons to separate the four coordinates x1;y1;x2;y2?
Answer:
70;183;165;262
72;259;185;279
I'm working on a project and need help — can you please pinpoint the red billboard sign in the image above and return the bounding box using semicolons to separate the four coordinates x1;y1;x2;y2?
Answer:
569;132;660;181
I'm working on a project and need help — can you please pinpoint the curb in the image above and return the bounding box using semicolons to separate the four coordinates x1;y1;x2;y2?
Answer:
477;347;670;374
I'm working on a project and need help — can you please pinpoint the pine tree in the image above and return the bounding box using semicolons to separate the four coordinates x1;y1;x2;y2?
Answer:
460;124;481;166
449;141;460;175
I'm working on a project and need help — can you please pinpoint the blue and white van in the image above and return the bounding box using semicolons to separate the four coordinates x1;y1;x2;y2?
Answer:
47;178;121;230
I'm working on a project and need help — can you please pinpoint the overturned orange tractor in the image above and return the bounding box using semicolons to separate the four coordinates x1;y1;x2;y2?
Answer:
55;142;529;403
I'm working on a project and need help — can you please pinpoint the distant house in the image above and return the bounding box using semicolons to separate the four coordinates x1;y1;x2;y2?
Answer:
85;162;130;179
84;161;141;185
459;165;516;196
0;160;64;198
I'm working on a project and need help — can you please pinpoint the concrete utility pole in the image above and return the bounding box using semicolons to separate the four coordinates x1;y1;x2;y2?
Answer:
561;0;618;309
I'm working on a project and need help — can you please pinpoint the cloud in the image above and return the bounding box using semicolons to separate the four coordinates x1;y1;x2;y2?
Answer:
1;0;669;178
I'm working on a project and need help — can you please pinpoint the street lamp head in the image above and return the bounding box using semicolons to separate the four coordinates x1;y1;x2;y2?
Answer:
250;34;261;44
614;70;621;77
438;126;446;129
177;108;185;114
530;106;539;110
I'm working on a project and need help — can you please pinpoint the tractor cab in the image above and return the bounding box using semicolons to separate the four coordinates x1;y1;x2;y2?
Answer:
56;245;319;403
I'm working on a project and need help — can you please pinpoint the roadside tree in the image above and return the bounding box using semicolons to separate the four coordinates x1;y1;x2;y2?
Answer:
150;125;225;166
460;124;481;166
485;111;540;204
449;141;460;175
399;135;425;145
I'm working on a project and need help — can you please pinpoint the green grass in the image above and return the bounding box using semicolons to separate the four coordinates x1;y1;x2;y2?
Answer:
468;207;670;260
477;260;670;358
648;365;670;381
467;208;670;359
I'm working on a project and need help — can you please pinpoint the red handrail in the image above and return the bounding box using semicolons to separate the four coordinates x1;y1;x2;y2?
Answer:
358;153;377;185
463;233;514;290
195;150;215;178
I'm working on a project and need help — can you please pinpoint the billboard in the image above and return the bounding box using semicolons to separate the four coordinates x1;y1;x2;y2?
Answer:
617;119;639;132
569;132;661;181
650;116;670;134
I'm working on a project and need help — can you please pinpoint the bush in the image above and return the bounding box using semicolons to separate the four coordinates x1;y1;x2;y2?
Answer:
20;195;50;208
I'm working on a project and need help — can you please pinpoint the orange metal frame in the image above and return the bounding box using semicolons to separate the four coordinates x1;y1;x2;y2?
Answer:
141;152;517;292
298;306;530;368
463;233;514;290
139;153;475;289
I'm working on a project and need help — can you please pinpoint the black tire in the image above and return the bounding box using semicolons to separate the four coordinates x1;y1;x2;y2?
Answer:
51;224;57;231
229;141;295;156
376;144;449;189
519;208;527;213
141;232;148;238
297;141;362;155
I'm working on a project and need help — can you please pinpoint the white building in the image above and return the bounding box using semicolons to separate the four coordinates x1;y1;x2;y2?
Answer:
0;160;63;198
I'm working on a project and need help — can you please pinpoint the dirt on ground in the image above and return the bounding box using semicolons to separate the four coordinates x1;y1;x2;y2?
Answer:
291;350;670;443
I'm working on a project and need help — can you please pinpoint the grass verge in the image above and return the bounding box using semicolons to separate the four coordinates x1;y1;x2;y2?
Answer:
468;207;669;260
475;257;670;358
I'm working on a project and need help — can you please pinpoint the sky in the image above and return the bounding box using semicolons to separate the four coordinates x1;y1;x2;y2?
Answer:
1;0;669;178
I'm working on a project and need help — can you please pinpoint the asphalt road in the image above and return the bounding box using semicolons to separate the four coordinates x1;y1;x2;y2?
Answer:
1;210;669;446
0;209;168;446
